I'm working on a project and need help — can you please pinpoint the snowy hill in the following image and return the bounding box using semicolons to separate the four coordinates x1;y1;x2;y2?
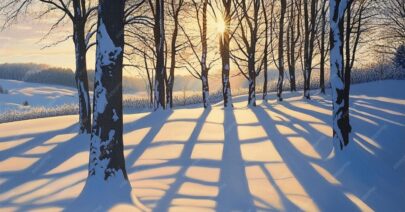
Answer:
0;80;404;211
0;79;78;113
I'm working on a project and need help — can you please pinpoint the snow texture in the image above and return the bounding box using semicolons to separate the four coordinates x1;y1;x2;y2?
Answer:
0;80;404;211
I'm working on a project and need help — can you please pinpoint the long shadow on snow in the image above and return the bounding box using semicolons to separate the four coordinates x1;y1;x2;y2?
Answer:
252;106;360;211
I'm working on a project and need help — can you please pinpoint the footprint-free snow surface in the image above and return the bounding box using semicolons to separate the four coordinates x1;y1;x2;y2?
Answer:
0;80;404;211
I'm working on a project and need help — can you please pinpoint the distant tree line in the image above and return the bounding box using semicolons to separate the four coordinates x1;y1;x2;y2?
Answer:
0;63;76;87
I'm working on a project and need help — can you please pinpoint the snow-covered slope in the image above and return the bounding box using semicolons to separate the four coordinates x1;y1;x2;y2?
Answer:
0;80;404;211
0;79;78;113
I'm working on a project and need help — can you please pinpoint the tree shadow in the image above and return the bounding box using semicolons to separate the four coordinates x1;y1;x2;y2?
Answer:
251;106;361;211
0;120;90;211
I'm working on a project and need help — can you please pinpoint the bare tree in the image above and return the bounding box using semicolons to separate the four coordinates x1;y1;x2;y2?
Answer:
232;0;264;106
276;0;287;101
375;0;405;55
319;0;328;94
180;0;216;108
329;0;351;149
261;0;272;101
166;0;185;108
147;0;166;110
303;0;319;99
0;0;98;134
286;0;302;92
124;1;156;107
219;0;233;108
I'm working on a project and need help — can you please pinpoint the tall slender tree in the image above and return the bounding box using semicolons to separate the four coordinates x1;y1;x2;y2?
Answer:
261;0;271;101
149;0;166;110
286;0;301;92
219;0;233;108
166;0;185;108
319;0;328;94
180;0;214;108
0;0;97;134
277;0;287;101
232;0;263;106
303;0;318;99
329;0;351;149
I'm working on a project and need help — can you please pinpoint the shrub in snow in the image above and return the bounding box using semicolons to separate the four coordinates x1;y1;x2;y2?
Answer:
22;100;29;106
0;85;8;94
0;103;79;123
393;45;405;70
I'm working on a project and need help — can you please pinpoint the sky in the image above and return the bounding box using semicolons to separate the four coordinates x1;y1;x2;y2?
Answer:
0;10;223;78
0;16;95;70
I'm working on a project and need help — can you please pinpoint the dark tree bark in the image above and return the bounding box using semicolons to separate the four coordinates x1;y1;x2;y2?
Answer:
0;0;96;134
200;0;210;108
343;2;352;138
233;0;261;106
261;0;269;101
89;0;128;180
247;0;260;106
153;0;166;110
72;0;92;134
303;0;317;100
287;0;300;92
220;0;233;108
180;0;213;108
166;0;184;109
319;0;327;94
330;0;351;149
277;0;286;101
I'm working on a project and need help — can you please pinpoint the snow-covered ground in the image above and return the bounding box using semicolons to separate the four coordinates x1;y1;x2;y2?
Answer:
0;79;77;113
0;80;404;211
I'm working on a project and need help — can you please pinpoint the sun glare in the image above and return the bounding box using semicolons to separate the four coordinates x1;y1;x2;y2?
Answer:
216;18;226;34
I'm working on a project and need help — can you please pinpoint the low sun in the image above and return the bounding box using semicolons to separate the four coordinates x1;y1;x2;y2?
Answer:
216;18;226;34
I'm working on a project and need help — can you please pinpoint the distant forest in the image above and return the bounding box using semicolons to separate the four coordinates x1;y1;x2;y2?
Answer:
0;63;213;93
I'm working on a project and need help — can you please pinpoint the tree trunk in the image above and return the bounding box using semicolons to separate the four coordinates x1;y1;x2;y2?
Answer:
72;0;91;134
277;0;286;101
303;0;316;99
201;74;210;108
287;0;297;92
166;23;176;109
320;0;327;94
343;1;352;139
220;0;233;108
88;0;127;181
154;0;166;110
73;23;91;134
248;56;257;106
262;0;269;101
201;0;210;108
330;0;351;149
303;0;310;99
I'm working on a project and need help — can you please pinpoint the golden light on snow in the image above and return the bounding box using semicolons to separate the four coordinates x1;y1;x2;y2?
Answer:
345;193;374;212
265;163;320;212
245;165;284;211
178;182;219;197
310;163;341;185
45;151;88;175
124;127;151;146
0;157;39;172
44;133;77;144
287;137;321;159
191;143;224;161
185;166;220;183
24;144;57;155
0;137;32;151
1;80;404;210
